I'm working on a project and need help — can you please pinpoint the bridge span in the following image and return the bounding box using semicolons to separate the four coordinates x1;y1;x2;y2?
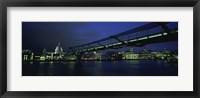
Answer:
69;22;178;54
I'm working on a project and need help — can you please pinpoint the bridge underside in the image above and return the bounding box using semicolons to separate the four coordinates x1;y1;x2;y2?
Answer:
129;32;178;47
68;22;178;55
76;31;178;53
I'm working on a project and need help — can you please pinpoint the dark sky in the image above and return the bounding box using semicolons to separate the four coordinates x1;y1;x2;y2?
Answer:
22;22;178;53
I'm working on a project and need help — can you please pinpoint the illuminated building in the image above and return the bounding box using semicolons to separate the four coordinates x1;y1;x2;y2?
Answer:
22;43;66;62
55;43;64;54
34;53;41;61
81;51;101;61
138;48;151;59
95;52;102;60
54;43;65;60
106;51;123;60
40;43;65;61
22;50;34;61
40;55;46;61
66;55;77;61
150;52;163;59
45;52;54;60
123;48;139;60
41;49;54;61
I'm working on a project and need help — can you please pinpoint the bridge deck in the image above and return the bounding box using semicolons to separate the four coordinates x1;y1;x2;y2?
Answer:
79;29;178;52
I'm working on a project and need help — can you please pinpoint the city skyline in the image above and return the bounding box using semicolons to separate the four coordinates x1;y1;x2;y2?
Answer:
22;42;178;61
22;22;178;76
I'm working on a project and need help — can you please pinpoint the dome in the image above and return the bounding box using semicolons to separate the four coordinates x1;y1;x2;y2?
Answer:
55;43;63;54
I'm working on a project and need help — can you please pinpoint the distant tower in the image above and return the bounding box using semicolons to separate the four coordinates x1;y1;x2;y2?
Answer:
42;48;47;54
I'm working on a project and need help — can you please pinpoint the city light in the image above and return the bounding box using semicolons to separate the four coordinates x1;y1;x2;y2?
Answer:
22;22;178;76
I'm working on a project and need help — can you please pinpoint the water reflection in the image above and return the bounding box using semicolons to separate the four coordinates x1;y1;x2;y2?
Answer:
67;61;75;75
38;62;45;76
22;60;178;76
93;61;102;75
126;60;139;65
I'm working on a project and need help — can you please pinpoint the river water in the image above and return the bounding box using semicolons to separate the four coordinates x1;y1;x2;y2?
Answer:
22;60;178;76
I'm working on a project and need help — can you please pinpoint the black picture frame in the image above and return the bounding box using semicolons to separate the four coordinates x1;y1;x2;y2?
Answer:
0;0;199;98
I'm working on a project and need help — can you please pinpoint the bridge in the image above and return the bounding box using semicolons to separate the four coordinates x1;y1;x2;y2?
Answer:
69;22;178;54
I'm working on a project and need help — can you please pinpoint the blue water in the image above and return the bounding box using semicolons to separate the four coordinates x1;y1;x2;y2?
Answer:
22;60;178;76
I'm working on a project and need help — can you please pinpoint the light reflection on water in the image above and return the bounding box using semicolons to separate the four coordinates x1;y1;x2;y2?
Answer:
22;60;178;76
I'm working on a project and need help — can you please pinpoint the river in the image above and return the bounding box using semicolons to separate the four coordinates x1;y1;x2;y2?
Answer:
22;60;178;76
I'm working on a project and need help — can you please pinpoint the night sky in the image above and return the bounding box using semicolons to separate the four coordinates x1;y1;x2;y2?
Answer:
22;22;178;53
